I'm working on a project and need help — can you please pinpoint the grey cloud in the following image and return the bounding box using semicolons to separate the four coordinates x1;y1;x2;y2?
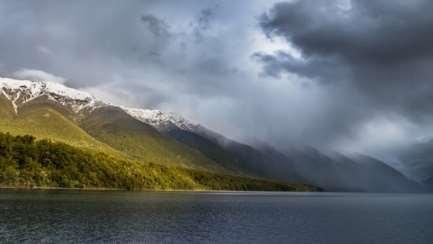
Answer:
257;0;433;123
253;51;349;82
0;0;264;115
2;0;433;164
196;8;215;31
13;69;66;84
140;15;171;38
260;1;433;64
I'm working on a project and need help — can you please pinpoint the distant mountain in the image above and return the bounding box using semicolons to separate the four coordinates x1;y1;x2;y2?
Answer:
397;139;433;191
248;145;421;193
0;76;423;192
425;177;433;190
327;153;419;192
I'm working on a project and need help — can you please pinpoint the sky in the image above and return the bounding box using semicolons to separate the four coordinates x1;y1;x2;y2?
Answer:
1;0;433;163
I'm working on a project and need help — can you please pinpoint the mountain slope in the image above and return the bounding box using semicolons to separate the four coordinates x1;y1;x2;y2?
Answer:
80;106;227;172
0;77;315;191
1;76;420;192
0;132;313;191
125;108;302;179
282;146;421;192
163;127;246;172
0;77;229;172
125;106;421;192
0;95;116;154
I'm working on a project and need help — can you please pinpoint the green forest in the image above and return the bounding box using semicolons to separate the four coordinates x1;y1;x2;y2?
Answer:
0;132;314;191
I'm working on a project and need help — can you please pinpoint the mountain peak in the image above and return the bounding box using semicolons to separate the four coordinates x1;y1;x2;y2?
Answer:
122;107;199;132
0;76;203;133
0;77;97;113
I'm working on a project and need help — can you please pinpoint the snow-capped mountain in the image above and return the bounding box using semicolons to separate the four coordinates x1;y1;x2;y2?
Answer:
122;107;231;149
122;107;200;132
0;76;200;132
0;77;98;113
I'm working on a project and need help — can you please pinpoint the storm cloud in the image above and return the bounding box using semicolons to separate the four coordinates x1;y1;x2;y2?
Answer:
257;0;433;119
1;0;433;162
254;0;433;156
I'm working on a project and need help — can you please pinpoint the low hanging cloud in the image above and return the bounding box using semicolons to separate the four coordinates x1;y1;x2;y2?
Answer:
13;69;66;84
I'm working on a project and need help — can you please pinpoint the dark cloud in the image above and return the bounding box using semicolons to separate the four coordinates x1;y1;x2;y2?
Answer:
257;0;433;122
260;1;433;64
140;14;171;38
196;8;215;31
253;51;349;82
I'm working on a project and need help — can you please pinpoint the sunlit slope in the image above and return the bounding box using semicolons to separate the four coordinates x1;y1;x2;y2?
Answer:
0;97;229;173
0;95;15;118
80;106;227;172
0;132;314;191
0;96;117;154
0;78;318;191
0;94;231;174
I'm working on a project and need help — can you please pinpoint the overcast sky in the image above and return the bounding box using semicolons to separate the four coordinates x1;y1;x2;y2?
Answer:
1;0;433;161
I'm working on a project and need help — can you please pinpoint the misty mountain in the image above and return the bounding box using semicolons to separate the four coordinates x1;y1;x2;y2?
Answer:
127;106;421;192
425;177;433;190
127;110;303;181
0;76;424;192
398;140;433;191
187;132;422;192
265;146;421;193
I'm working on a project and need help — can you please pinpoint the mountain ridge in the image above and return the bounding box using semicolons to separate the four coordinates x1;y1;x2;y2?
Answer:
0;76;424;192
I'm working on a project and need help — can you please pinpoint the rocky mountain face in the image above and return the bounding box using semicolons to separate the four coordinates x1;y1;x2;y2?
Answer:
0;78;101;114
0;76;425;192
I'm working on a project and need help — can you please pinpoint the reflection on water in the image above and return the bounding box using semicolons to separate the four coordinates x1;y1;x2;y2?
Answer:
0;190;432;243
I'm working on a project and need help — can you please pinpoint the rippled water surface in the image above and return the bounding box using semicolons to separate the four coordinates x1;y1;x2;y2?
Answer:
0;190;432;243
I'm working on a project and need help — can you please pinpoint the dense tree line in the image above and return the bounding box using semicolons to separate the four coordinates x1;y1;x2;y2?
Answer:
0;132;133;188
0;132;314;191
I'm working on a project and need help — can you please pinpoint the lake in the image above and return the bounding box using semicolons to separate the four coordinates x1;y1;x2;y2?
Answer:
0;190;432;243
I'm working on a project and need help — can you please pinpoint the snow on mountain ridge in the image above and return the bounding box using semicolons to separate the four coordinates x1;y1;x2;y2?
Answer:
0;76;203;133
122;107;199;132
0;77;97;113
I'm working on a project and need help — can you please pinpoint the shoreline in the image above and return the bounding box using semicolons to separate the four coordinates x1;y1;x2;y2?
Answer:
0;186;123;191
0;185;317;193
1;187;429;194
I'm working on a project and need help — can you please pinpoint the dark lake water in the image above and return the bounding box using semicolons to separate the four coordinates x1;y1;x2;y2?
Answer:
0;191;432;243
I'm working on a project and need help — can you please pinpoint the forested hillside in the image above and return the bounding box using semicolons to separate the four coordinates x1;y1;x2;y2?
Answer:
0;132;315;191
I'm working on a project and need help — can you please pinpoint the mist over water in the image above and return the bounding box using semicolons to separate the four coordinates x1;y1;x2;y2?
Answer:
1;191;432;243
